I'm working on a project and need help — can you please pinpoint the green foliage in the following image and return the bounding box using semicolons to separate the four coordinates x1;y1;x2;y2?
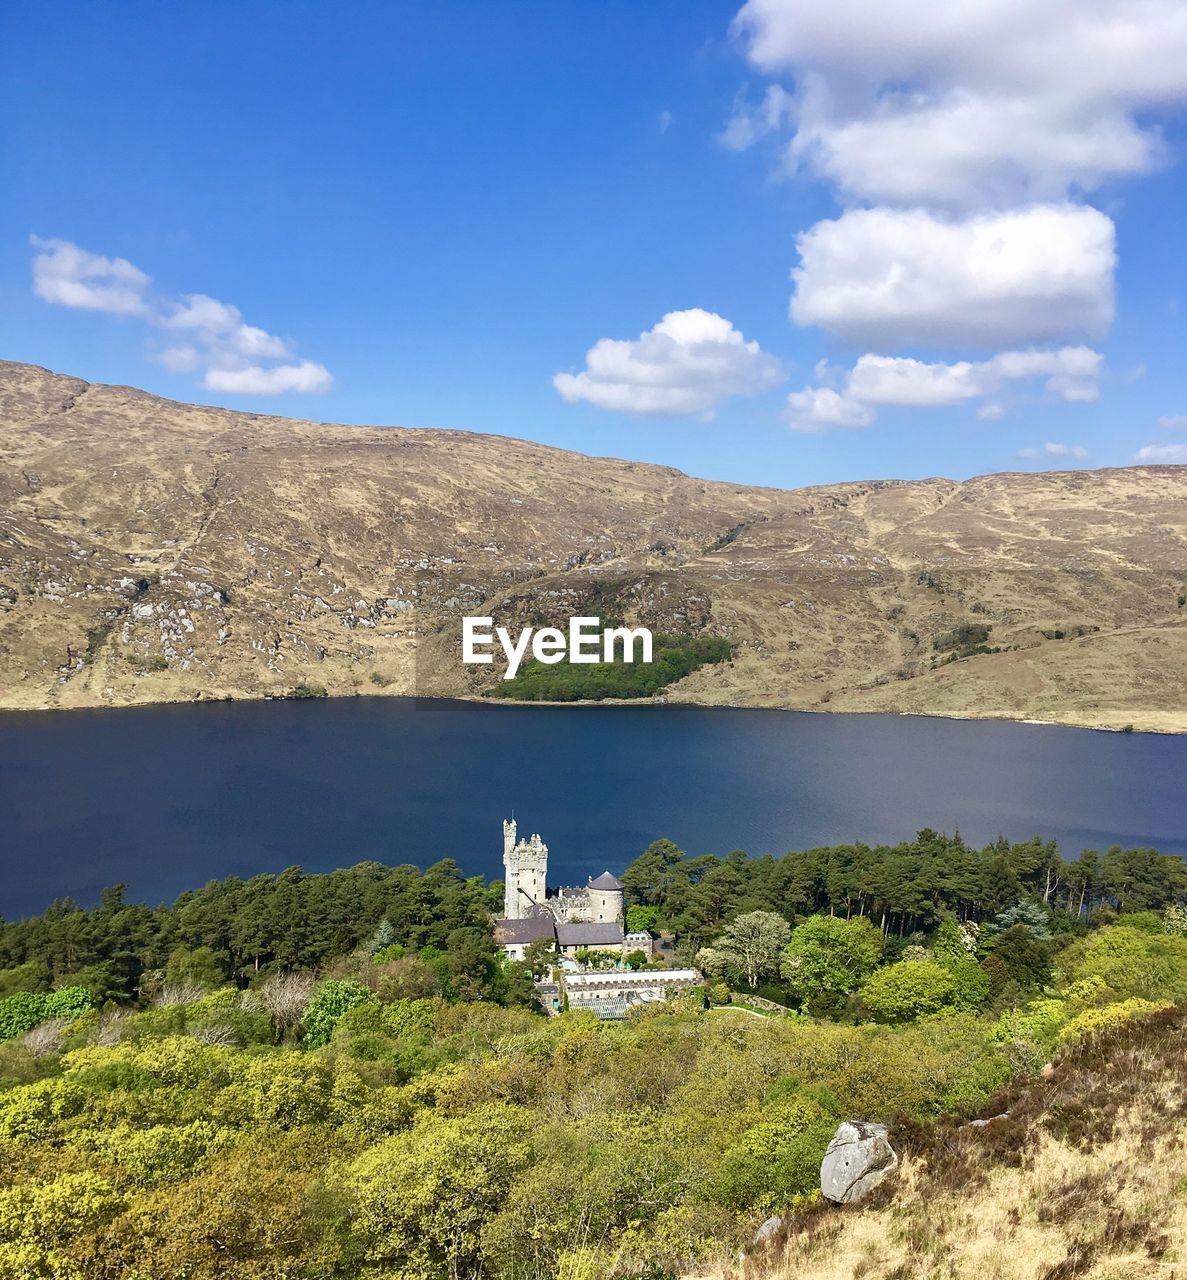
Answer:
302;980;377;1048
859;959;959;1022
933;622;991;653
289;683;328;698
618;833;1187;944
626;904;661;933
710;1093;837;1212
1058;925;1187;1002
940;956;990;1011
0;987;91;1041
1057;997;1171;1042
700;910;790;990
0;993;51;1042
781;915;883;1011
338;1104;531;1278
164;945;225;990
984;900;1053;941
0;859;499;997
0;963;47;998
491;633;732;702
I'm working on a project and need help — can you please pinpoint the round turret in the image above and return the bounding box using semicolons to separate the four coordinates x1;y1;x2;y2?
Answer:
586;870;625;923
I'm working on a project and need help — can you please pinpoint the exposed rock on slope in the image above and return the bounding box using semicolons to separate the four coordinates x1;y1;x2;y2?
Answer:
1;360;1185;729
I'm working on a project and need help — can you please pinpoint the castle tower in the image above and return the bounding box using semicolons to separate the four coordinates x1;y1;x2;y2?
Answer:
503;819;548;919
586;871;625;923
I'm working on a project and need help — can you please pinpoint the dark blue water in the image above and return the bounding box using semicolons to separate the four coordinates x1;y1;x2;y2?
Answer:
1;697;1185;920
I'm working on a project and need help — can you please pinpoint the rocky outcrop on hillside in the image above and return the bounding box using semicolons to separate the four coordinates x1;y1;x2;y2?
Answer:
1;360;1185;729
820;1121;900;1204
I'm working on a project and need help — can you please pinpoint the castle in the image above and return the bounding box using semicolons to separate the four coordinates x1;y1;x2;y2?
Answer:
494;819;651;961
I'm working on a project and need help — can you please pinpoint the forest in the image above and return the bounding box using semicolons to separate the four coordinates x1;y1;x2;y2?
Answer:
1;833;1186;1278
489;634;732;701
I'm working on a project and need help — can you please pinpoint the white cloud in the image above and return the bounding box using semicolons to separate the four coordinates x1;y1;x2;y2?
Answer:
730;0;1187;208
1156;414;1187;431
787;346;1101;430
1135;442;1187;463
553;308;784;417
204;361;332;395
30;236;151;315
659;109;674;133
719;84;794;152
791;206;1116;348
786;386;874;431
30;238;330;395
1018;442;1089;461
725;0;1187;395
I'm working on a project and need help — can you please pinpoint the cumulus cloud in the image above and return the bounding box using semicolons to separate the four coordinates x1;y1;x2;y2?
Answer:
30;237;331;396
204;362;333;395
785;385;874;430
1156;414;1187;431
723;0;1187;406
553;308;784;417
31;237;151;315
730;0;1187;208
786;347;1101;431
791;206;1116;348
1018;442;1089;461
1135;442;1187;463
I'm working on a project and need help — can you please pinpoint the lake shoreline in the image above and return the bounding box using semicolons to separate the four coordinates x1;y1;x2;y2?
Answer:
1;685;1182;736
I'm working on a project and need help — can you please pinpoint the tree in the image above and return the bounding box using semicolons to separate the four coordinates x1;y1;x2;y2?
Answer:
984;925;1052;996
340;1104;531;1278
781;915;883;1007
625;904;661;934
859;959;959;1022
258;970;315;1039
711;911;791;990
164;944;225;990
621;839;685;907
983;901;1052;942
301;980;376;1048
522;938;556;980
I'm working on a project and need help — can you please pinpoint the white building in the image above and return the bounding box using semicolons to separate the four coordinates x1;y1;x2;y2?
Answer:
561;968;701;1019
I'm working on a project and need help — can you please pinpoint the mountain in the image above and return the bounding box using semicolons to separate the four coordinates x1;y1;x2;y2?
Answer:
1;359;1185;729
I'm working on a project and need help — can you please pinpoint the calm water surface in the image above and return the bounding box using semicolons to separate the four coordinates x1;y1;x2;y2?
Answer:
1;697;1185;918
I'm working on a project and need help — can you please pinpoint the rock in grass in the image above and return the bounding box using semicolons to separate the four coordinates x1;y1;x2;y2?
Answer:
820;1120;899;1204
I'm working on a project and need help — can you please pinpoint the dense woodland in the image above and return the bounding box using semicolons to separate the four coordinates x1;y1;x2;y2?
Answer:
622;831;1187;941
1;832;1184;1007
490;634;732;701
1;834;1187;1277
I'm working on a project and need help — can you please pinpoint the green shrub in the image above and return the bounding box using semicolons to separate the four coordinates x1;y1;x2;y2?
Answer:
859;959;959;1022
302;980;377;1048
0;987;91;1041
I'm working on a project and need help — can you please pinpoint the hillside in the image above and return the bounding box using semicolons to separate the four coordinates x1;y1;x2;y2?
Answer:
1;359;1185;729
699;1007;1187;1280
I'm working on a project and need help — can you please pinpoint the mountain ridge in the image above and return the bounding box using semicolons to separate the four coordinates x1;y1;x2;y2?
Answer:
1;359;1185;730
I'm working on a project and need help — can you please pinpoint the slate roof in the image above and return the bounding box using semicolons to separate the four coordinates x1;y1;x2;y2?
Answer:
556;921;625;947
567;994;630;1020
587;871;624;890
493;915;557;945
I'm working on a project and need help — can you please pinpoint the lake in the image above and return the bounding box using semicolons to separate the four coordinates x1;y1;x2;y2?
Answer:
1;697;1185;919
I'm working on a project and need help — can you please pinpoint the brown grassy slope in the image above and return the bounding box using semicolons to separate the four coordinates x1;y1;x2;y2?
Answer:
1;360;1185;728
694;1007;1187;1280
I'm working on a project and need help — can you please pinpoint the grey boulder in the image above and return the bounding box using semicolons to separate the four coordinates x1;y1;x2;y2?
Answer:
820;1120;899;1204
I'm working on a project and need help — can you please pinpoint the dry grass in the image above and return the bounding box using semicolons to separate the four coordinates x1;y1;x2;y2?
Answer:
2;359;1186;729
688;1009;1187;1280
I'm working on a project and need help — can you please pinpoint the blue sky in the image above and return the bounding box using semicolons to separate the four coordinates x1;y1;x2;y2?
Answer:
2;0;1187;488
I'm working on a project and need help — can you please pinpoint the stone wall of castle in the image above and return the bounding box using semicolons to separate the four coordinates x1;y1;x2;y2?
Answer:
501;818;624;924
